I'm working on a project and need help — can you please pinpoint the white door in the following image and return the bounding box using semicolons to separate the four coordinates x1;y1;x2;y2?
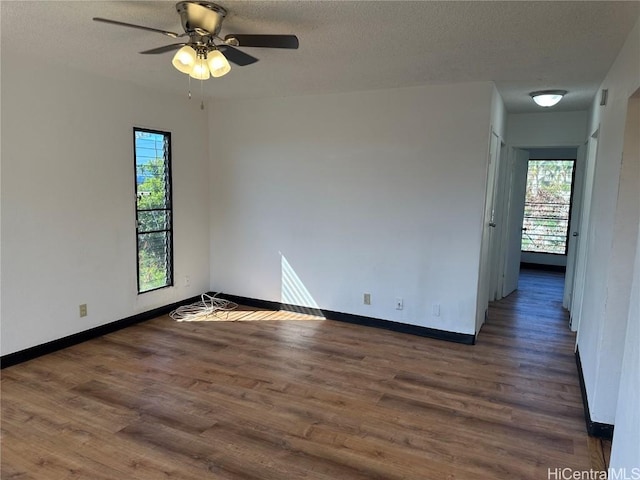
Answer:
563;145;586;309
502;148;529;297
476;132;501;331
571;132;599;331
494;143;511;300
488;135;504;301
491;141;510;300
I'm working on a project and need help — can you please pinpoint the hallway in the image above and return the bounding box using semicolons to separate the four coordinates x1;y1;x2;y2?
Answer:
485;268;569;344
484;268;612;471
478;267;593;463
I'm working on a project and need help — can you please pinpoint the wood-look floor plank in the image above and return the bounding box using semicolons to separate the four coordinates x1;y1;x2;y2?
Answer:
1;269;593;479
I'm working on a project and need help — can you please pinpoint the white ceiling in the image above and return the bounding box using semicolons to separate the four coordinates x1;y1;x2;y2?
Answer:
2;1;639;113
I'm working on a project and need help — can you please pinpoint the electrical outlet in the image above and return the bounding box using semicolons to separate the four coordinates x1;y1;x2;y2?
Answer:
395;297;403;310
432;303;441;317
79;304;88;318
363;293;371;305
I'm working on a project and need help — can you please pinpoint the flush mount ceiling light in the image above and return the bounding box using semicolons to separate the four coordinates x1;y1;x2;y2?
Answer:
530;90;567;107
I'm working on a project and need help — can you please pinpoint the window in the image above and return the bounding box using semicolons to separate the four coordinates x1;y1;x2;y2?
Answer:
521;159;575;255
134;128;173;293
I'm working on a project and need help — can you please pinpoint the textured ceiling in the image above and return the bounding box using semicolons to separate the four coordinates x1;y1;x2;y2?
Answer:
2;1;639;113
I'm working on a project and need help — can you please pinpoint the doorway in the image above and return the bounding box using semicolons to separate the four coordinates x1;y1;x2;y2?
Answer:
501;147;584;301
520;158;576;269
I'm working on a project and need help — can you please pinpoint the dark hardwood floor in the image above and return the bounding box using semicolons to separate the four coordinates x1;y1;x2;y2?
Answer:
1;270;592;479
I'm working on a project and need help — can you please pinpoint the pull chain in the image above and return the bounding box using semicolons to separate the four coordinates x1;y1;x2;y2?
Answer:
188;75;192;100
200;77;205;110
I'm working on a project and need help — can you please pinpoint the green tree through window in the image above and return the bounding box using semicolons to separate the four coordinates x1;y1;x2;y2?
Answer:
134;128;173;293
521;160;575;255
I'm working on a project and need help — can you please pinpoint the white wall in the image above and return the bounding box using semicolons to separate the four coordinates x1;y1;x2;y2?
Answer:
1;53;211;355
612;91;639;473
507;111;588;148
520;253;567;267
610;96;639;472
577;18;640;426
610;221;640;471
527;147;580;160
209;82;496;335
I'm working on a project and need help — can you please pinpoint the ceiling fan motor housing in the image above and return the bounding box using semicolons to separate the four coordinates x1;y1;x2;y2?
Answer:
176;1;227;37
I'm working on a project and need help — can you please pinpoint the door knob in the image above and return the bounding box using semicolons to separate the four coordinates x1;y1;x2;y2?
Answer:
572;232;579;237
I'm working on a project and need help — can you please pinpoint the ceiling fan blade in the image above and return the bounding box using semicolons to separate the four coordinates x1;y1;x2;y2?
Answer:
140;43;186;55
93;17;185;39
217;45;259;66
224;34;299;49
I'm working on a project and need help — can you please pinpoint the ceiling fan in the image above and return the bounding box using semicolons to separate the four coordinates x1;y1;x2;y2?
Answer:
93;1;299;80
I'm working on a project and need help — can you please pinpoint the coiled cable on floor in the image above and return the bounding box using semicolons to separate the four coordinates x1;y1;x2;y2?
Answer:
170;293;238;322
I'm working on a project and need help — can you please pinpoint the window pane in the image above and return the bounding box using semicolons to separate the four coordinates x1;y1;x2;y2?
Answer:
138;232;172;292
137;210;171;233
136;163;169;209
521;160;574;254
134;128;172;293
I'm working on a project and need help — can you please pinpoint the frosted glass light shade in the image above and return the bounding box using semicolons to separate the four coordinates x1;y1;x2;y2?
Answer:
207;50;231;78
189;58;211;80
172;46;197;74
532;94;563;107
530;90;567;107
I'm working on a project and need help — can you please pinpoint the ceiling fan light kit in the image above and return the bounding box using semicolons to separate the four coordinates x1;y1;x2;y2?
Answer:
190;56;211;80
171;44;230;79
207;50;231;78
172;45;197;74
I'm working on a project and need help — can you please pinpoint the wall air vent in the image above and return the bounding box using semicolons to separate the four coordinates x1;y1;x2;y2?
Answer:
600;89;609;106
